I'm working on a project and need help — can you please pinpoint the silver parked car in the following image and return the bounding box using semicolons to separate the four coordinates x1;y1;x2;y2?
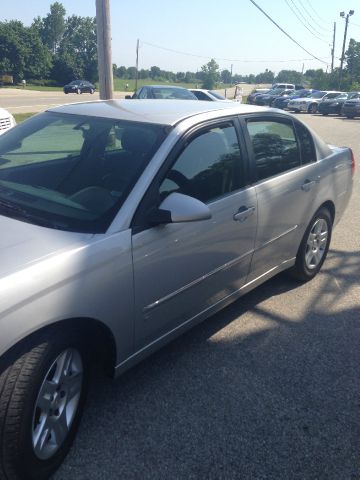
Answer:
0;100;354;479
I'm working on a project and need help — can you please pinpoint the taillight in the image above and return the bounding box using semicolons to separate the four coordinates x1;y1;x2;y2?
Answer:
350;148;355;176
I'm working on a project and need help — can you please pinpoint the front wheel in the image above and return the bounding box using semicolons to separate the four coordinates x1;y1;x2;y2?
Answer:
290;207;332;282
77;88;81;94
0;329;88;480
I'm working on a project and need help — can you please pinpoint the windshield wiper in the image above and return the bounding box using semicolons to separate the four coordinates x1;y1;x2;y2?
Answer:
0;199;69;230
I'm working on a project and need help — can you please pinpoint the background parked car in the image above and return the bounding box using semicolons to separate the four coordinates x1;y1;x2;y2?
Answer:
272;89;315;110
189;89;231;102
254;88;293;106
272;83;305;90
128;85;197;100
247;88;270;104
63;80;96;94
341;92;360;118
288;91;343;114
318;92;359;116
0;107;16;135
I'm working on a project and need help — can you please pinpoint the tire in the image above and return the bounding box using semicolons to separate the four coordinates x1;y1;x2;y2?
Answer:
308;103;318;114
290;207;332;282
322;113;328;116
346;115;354;119
77;88;81;95
0;328;89;480
90;89;94;94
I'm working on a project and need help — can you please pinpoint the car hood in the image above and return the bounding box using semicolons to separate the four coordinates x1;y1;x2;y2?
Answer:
0;214;91;280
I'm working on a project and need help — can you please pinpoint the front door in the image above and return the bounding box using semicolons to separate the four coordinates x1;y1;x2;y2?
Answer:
131;121;257;349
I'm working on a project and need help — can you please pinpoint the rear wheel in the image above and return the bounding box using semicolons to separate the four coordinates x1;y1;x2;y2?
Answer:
76;88;81;94
309;103;318;114
0;329;89;480
90;88;94;94
290;208;332;282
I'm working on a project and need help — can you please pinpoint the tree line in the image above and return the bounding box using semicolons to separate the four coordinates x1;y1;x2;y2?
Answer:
0;2;97;85
0;1;359;91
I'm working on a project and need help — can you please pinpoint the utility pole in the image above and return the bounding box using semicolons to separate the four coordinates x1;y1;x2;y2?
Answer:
339;10;355;89
135;39;139;92
331;22;336;73
95;0;114;99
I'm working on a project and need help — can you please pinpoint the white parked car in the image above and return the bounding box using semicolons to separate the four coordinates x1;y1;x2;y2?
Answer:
0;107;16;135
288;91;343;114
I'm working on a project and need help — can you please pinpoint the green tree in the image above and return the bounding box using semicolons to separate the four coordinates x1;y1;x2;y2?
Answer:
40;2;66;54
52;15;97;83
0;20;52;81
221;69;232;84
345;39;360;81
255;69;275;84
201;58;220;89
275;70;304;84
150;66;161;79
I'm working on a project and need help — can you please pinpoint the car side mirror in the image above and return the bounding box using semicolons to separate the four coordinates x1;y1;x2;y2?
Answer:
147;192;211;225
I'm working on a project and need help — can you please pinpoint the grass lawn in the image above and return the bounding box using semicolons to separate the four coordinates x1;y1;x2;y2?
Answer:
14;112;36;123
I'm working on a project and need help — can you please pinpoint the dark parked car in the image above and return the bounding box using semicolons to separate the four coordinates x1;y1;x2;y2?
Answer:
63;80;96;94
254;88;293;106
318;92;359;115
128;85;197;100
247;88;270;104
340;92;360;118
272;89;315;110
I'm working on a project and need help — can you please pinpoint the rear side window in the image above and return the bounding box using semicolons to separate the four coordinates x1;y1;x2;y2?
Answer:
246;119;300;181
294;121;316;164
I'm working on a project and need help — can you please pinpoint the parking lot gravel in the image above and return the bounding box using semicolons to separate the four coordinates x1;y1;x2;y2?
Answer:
48;113;359;480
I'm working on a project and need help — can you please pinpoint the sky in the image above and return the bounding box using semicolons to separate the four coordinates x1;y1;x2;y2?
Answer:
1;0;360;76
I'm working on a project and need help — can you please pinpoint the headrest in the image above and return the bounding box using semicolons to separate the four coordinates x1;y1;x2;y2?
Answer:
121;127;157;156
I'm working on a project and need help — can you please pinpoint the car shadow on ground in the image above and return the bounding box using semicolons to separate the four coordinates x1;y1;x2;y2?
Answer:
54;248;360;480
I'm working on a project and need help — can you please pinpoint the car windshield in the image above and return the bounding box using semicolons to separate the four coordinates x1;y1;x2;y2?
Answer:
209;90;226;100
267;89;283;95
152;88;196;99
348;92;360;99
0;112;166;233
309;91;326;99
69;81;80;85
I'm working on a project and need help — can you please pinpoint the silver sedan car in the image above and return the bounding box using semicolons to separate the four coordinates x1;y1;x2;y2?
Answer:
0;100;354;479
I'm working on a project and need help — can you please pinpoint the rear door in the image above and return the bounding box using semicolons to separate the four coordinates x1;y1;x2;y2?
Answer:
131;119;257;349
241;115;320;281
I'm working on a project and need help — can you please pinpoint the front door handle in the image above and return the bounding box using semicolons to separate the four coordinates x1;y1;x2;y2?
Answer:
233;205;256;222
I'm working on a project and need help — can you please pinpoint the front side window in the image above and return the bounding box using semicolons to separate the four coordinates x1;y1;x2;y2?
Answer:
0;112;166;232
246;119;300;181
159;123;243;204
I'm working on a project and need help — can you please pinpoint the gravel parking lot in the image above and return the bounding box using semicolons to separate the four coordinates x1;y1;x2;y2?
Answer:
47;112;360;480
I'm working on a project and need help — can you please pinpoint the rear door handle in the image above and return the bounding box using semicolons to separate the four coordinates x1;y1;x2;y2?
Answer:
233;206;256;222
301;179;318;192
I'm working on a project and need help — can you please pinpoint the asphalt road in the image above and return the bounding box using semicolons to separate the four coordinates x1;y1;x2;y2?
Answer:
45;112;360;480
0;89;127;113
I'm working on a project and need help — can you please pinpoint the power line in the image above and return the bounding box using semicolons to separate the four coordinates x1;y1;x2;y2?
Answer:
248;0;328;64
141;40;330;64
296;0;332;33
285;0;330;42
303;0;326;23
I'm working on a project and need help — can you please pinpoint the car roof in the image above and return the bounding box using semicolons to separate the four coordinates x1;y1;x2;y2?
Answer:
143;85;188;90
49;99;274;126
